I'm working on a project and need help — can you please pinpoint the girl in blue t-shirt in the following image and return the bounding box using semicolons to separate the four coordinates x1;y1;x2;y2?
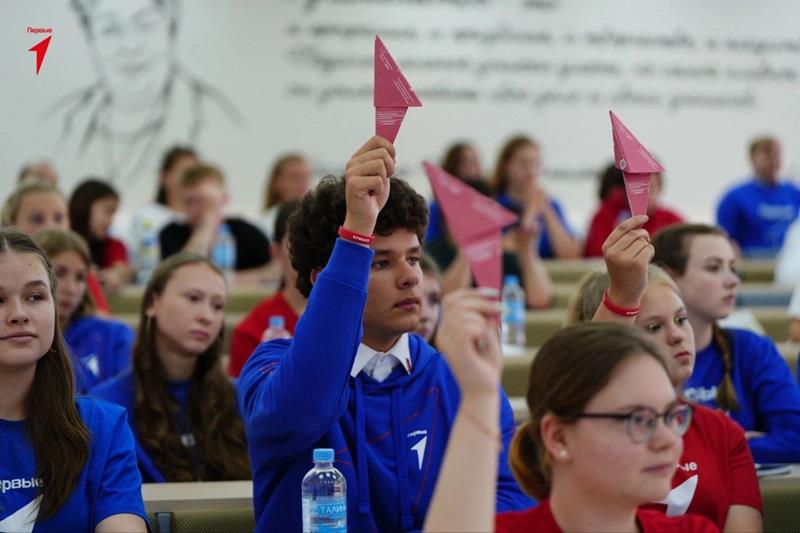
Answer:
489;135;581;260
0;227;146;532
91;252;250;482
33;229;134;393
653;223;800;463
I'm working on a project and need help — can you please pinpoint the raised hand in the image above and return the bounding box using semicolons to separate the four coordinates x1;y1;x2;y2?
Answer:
436;288;502;398
602;215;652;308
342;136;396;236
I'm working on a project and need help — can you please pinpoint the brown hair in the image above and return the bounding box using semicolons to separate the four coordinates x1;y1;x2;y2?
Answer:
749;136;778;158
441;142;476;180
565;266;679;324
489;135;539;194
1;179;65;227
419;253;442;281
0;228;90;520
652;223;738;411
263;154;306;210
509;322;666;499
156;146;198;205
33;229;96;321
132;252;250;481
179;164;226;189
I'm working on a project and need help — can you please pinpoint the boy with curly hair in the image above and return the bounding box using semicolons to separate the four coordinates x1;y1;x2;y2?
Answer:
238;137;531;532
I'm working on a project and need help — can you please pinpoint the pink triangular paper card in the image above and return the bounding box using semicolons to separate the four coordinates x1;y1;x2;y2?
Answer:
374;36;422;107
375;107;408;144
423;162;517;243
622;172;651;218
609;111;663;174
462;232;504;292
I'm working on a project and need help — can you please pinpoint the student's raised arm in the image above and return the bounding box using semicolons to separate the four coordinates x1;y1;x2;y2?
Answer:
238;137;396;461
593;215;652;323
424;288;503;532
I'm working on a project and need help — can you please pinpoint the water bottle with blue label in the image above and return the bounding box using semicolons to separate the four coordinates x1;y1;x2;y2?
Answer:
302;448;346;532
136;220;160;285
211;223;236;285
501;274;527;355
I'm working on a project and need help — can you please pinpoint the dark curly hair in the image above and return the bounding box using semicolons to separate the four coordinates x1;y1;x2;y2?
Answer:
289;175;428;297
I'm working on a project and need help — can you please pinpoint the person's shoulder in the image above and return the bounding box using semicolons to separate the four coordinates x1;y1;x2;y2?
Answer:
495;504;551;533
235;293;285;332
226;217;268;237
88;369;135;405
636;507;718;532
690;402;744;438
76;396;128;430
719;180;756;200
76;314;132;333
726;327;776;353
239;338;292;378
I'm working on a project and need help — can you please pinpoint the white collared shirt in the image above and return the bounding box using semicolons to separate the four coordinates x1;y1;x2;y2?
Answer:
350;333;412;383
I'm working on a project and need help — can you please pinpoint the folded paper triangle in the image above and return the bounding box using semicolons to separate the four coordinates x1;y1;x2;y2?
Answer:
609;111;664;216
374;35;421;142
423;161;518;291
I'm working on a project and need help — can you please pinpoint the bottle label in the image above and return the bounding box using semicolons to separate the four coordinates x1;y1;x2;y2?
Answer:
302;496;346;532
504;301;525;325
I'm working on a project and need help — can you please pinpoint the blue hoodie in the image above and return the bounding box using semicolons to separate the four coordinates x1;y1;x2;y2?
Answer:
716;178;800;257
683;328;800;462
90;369;195;483
64;315;134;393
238;238;532;533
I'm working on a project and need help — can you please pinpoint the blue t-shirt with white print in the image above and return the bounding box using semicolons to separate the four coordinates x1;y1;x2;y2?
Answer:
716;178;800;257
0;397;146;532
64;315;135;394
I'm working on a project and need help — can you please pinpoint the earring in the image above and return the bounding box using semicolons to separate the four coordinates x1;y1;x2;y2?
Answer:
558;449;568;458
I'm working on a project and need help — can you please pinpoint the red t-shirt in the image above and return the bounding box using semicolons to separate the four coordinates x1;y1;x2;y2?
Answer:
584;188;684;257
496;498;718;533
641;403;763;527
101;237;129;268
228;291;299;377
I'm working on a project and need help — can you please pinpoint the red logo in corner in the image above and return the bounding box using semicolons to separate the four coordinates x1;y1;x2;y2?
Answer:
27;26;53;75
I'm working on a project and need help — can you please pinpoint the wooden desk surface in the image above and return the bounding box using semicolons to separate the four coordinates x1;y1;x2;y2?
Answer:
142;480;253;513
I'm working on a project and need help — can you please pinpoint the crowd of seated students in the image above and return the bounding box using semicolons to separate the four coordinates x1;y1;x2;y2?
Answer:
3;129;800;532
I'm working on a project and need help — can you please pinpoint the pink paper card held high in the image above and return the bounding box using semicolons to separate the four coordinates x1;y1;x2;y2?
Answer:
609;111;663;217
374;36;422;143
423;161;517;291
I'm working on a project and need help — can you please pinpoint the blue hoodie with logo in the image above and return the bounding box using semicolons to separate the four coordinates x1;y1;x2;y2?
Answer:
64;315;134;393
683;327;800;462
238;238;532;533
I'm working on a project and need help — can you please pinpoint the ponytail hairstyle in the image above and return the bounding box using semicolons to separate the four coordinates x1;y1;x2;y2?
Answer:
509;322;665;499
33;228;96;322
0;228;90;520
652;223;738;411
132;252;250;481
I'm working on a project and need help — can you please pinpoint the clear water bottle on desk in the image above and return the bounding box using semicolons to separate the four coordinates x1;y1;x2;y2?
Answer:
302;448;347;533
262;315;291;342
501;274;527;356
212;223;237;285
136;220;160;285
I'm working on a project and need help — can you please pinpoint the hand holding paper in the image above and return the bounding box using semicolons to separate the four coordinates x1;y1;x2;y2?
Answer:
423;162;518;292
609;111;663;217
374;36;422;143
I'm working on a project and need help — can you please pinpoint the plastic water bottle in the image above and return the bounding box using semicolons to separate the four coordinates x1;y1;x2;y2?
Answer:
212;223;237;285
501;274;527;355
302;448;347;533
261;315;292;342
136;220;160;285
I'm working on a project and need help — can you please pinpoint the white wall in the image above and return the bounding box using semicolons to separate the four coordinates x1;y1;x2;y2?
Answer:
2;0;800;233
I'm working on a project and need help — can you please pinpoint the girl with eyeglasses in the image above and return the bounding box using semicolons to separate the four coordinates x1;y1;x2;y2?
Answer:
566;217;762;531
424;313;716;532
652;224;800;464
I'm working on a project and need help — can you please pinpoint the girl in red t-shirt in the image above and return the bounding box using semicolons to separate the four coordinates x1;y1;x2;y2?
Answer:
568;260;763;530
424;278;716;530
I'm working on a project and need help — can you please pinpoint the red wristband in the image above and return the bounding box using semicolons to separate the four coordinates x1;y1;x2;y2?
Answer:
602;290;640;317
338;226;375;245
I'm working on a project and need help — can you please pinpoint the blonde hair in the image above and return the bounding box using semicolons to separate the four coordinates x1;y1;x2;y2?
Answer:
180;164;225;189
565;265;680;324
1;179;64;227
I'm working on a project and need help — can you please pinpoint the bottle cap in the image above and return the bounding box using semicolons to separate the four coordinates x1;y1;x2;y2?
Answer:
503;274;520;286
269;316;285;329
313;448;334;462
